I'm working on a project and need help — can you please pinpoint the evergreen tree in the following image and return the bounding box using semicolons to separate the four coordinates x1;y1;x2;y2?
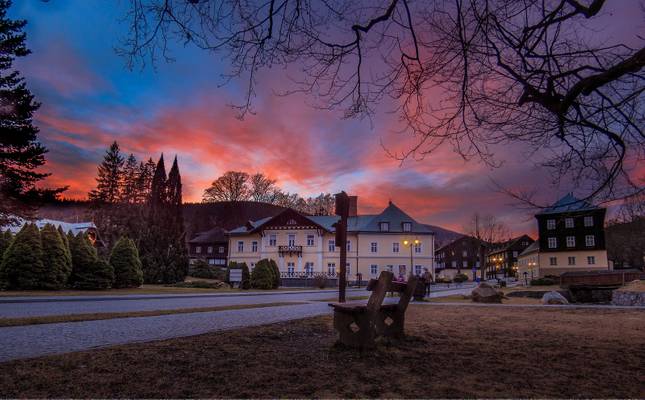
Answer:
0;223;45;289
269;259;280;289
57;225;72;269
136;158;156;203
40;224;71;289
165;156;189;282
120;153;139;204
0;230;12;261
0;1;63;225
88;141;124;203
70;233;113;289
250;259;274;290
240;262;250;290
110;236;143;288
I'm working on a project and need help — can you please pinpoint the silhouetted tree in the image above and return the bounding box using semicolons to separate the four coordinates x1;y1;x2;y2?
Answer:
89;141;124;203
121;153;140;204
203;171;249;202
249;173;278;202
0;0;63;225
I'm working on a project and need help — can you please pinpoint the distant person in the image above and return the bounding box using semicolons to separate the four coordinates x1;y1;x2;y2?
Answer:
397;273;405;282
422;268;433;296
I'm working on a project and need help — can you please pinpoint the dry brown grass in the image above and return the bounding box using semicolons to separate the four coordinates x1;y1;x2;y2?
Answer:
1;305;643;398
0;302;306;327
428;294;541;304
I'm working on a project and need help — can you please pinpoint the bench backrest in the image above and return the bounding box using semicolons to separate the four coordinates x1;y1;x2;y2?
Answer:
366;272;419;314
366;271;393;314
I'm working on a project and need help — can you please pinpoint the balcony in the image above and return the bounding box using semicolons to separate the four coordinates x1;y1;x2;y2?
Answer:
278;245;303;256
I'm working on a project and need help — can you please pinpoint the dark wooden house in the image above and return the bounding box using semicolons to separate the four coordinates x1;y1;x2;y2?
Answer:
485;234;534;279
435;235;489;280
188;227;229;266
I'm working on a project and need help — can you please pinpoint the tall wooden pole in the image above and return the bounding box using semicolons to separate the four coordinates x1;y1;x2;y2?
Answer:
335;192;349;303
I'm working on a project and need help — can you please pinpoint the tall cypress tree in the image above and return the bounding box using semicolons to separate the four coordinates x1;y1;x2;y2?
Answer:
0;0;63;225
165;156;188;282
140;155;167;283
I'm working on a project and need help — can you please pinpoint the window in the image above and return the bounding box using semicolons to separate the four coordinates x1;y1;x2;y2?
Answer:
288;234;296;246
370;242;378;253
548;237;557;249
237;241;244;252
379;222;389;232
208;259;215;265
392;242;399;253
346;263;351;276
451;260;457;268
287;262;295;276
327;263;336;275
587;256;596;265
585;235;595;247
304;262;314;275
269;234;277;246
195;246;202;254
207;246;213;254
565;218;574;228
328;240;335;252
462;261;467;268
415;243;422;254
568;256;576;266
566;236;575;247
214;258;226;265
398;265;406;275
306;235;315;246
549;257;557;266
252;241;258;252
387;265;393;272
218;246;224;253
370;265;378;275
462;250;468;257
346;240;351;252
584;216;594;227
402;222;411;232
415;265;422;276
547;219;556;230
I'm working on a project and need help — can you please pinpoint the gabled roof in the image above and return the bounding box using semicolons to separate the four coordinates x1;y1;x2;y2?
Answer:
518;240;539;257
2;218;97;235
435;235;490;252
537;193;600;215
488;234;534;254
188;227;228;243
227;202;434;235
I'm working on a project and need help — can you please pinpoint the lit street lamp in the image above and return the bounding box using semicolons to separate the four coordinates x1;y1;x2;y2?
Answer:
403;239;420;278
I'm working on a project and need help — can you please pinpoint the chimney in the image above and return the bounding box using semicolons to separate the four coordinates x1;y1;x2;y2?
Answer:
348;196;358;217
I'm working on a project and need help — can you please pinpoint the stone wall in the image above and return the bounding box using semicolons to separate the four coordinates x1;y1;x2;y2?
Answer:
612;290;645;306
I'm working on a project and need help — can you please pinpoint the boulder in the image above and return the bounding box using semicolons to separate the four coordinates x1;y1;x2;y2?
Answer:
541;291;569;305
471;283;504;303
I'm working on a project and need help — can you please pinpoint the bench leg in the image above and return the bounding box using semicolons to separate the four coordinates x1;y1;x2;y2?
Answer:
333;311;376;349
376;310;406;339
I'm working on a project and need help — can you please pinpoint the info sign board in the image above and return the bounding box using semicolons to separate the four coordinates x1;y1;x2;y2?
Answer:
229;269;243;285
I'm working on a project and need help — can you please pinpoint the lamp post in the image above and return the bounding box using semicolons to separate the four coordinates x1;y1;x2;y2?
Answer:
403;239;420;278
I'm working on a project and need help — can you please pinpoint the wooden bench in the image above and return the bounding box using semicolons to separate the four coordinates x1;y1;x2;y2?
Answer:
328;271;419;349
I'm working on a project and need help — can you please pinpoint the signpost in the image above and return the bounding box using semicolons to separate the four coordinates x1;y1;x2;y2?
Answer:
334;191;349;303
229;269;242;288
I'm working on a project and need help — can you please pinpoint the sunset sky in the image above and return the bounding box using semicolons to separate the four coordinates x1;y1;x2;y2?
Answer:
9;1;644;235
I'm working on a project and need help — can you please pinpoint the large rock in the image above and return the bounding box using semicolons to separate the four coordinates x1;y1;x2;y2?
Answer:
612;280;645;306
541;291;569;305
471;283;504;303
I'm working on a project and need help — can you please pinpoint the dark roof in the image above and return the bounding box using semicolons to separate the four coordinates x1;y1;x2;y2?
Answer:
518;241;539;257
188;227;228;243
537;193;600;215
487;234;534;254
435;235;490;252
229;201;434;235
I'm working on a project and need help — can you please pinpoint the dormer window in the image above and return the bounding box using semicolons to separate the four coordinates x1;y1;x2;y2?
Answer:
380;222;390;232
402;222;411;232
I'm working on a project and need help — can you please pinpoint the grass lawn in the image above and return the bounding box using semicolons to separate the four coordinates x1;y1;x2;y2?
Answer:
1;305;643;398
427;294;541;304
0;302;306;327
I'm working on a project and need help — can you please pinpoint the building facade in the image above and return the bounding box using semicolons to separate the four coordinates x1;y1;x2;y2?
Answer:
188;227;228;266
435;236;488;280
518;193;609;278
485;235;534;279
227;200;435;281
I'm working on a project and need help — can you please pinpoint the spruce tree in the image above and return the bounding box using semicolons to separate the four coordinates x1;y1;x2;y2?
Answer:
70;233;113;289
0;230;12;260
88;141;124;203
0;223;45;289
0;0;63;225
40;224;71;289
121;153;139;204
110;236;143;288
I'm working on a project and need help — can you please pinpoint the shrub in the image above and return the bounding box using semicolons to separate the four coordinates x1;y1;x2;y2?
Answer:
312;273;328;289
110;237;144;288
239;262;250;289
40;224;72;289
531;277;556;286
269;259;281;289
0;230;13;262
453;273;469;283
250;259;274;289
0;224;46;289
191;260;219;279
167;280;229;289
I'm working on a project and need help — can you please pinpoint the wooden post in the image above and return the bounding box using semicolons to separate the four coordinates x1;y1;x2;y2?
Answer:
335;192;349;303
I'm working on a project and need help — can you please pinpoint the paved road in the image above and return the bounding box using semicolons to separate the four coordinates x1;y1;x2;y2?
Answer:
0;284;475;318
0;286;473;362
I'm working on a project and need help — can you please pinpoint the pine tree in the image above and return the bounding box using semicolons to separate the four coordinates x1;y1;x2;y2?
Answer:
69;233;113;290
88;141;124;203
136;158;156;203
0;223;45;289
40;224;70;289
0;1;63;225
120;153;139;204
110;236;143;288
